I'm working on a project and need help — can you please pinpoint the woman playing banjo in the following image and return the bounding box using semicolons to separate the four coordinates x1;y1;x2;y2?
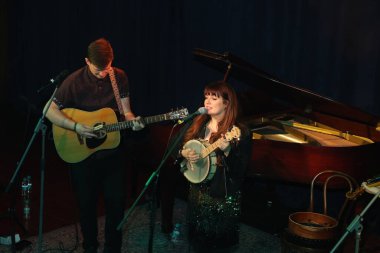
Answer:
179;81;250;251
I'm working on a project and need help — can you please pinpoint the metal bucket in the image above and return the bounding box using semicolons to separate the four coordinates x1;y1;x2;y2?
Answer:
288;170;357;240
288;211;338;240
281;228;337;253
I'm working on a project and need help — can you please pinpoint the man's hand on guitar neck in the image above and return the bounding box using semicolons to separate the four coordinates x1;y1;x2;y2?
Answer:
131;116;145;131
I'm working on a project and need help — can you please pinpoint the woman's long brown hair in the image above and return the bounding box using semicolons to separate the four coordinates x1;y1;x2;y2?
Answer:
183;81;238;144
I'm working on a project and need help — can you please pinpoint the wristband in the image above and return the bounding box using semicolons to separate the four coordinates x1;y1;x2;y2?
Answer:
73;122;78;132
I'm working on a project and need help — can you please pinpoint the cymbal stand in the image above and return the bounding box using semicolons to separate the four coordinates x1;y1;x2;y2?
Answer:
330;190;380;253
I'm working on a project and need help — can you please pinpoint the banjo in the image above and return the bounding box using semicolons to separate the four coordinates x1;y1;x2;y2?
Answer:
180;126;241;184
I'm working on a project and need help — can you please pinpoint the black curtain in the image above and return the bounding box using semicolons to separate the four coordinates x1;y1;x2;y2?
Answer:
3;0;380;129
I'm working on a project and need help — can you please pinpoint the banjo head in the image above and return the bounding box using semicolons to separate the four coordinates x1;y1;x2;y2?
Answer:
182;139;211;184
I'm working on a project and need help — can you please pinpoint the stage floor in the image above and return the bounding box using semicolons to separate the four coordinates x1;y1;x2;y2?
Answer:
0;199;282;253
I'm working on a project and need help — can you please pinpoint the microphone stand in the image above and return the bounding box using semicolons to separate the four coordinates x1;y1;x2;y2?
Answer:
5;86;59;253
330;189;380;253
117;122;189;253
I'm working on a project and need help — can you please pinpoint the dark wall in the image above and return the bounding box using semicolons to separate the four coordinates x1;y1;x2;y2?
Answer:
0;0;7;105
3;0;380;137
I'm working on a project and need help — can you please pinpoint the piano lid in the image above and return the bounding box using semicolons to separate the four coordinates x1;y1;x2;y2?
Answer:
193;48;380;128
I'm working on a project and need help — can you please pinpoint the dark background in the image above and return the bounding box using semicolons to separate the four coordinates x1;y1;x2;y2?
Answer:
1;0;380;122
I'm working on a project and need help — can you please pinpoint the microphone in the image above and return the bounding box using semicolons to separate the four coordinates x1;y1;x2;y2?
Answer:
37;69;69;93
50;69;69;84
177;107;207;125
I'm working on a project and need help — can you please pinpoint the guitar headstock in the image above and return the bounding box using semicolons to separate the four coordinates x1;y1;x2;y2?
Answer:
167;108;189;120
225;126;241;141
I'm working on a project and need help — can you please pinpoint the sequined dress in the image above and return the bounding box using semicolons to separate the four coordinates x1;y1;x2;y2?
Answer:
188;184;241;250
186;125;250;251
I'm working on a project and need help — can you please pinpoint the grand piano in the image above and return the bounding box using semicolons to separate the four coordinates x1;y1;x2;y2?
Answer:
153;48;380;234
191;48;380;186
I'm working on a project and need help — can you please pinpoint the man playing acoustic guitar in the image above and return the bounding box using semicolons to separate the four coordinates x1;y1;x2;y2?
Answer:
44;38;144;253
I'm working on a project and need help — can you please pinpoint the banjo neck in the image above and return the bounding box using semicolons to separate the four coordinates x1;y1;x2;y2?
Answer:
200;138;224;158
200;125;241;158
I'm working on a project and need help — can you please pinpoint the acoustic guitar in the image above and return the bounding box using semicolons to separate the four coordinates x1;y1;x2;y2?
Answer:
52;107;188;163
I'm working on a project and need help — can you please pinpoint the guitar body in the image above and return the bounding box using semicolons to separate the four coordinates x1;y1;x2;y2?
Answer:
53;108;121;163
181;139;217;184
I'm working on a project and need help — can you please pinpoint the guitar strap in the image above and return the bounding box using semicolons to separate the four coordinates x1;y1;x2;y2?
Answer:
108;68;125;121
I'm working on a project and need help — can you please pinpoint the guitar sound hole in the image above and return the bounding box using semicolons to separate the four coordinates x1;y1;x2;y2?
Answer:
87;122;107;149
86;135;107;149
94;129;107;139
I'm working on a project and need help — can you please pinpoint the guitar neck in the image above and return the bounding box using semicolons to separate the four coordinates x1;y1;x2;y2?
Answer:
105;113;170;132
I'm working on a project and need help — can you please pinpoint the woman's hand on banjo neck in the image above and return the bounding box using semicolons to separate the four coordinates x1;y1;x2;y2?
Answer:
218;134;231;156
